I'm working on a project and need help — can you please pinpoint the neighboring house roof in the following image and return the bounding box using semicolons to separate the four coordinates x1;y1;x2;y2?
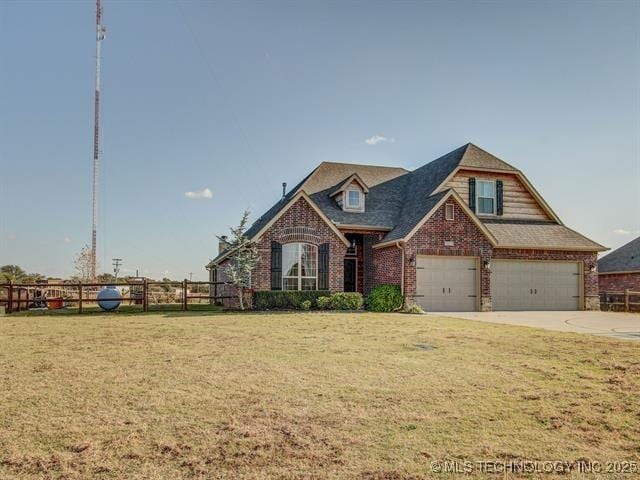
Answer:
598;236;640;273
483;221;607;251
209;143;604;267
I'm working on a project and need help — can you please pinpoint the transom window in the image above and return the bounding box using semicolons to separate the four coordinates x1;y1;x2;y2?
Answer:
476;180;495;215
346;189;362;209
282;243;317;290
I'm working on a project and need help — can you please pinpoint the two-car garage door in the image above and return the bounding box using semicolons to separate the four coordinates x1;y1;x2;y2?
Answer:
491;260;581;311
415;256;581;311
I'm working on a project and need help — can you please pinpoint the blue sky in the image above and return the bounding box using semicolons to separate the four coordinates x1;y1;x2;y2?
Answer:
1;1;639;280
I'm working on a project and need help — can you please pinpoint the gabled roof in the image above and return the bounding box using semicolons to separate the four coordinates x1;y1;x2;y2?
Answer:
598;236;640;273
215;143;603;265
377;189;498;247
302;161;408;194
330;173;369;197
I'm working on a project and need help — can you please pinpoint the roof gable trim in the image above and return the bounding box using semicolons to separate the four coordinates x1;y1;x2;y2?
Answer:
432;166;563;224
373;190;498;249
329;173;370;197
251;190;351;247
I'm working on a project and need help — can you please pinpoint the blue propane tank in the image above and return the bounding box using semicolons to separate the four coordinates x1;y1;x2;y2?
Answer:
97;285;121;311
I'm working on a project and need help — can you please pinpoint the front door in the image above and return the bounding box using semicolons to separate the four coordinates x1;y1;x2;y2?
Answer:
344;259;356;292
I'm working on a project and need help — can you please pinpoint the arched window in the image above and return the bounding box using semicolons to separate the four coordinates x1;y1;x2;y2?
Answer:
282;243;317;290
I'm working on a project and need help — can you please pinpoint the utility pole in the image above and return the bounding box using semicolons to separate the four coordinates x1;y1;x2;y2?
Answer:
112;258;122;282
91;0;107;279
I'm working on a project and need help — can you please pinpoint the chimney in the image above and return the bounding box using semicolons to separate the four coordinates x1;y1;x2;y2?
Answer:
218;235;228;255
282;182;287;198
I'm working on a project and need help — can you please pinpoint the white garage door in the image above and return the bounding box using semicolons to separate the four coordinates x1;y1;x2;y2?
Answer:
415;256;478;312
492;260;581;311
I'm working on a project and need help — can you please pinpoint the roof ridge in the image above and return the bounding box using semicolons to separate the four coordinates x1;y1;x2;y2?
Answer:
317;161;409;171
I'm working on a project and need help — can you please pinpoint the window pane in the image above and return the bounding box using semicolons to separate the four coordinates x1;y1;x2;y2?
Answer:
347;190;360;207
283;277;298;291
478;197;494;214
301;278;317;290
478;181;494;197
282;243;299;277
300;244;317;276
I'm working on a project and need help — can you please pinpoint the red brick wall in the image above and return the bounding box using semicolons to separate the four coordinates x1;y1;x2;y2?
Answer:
386;197;600;311
372;245;403;288
250;196;347;292
402;200;493;308
599;272;640;292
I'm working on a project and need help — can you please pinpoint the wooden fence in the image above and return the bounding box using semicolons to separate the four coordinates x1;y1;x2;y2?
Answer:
0;280;236;314
600;290;640;313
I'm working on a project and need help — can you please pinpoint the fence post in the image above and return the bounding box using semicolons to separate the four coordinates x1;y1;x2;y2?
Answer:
183;279;188;311
78;282;83;314
8;281;13;314
625;289;630;312
143;279;148;312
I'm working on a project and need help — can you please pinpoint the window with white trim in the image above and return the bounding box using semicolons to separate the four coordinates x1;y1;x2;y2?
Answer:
346;189;362;209
445;203;455;221
282;243;317;290
476;180;495;215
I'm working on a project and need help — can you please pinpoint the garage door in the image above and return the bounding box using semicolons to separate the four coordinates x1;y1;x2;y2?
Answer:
415;256;478;312
492;260;580;311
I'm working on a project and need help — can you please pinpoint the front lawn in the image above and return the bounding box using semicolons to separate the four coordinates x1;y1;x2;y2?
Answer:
1;312;638;478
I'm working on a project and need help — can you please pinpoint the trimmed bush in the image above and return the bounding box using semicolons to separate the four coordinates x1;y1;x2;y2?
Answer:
366;284;403;312
300;300;312;311
329;292;364;310
253;290;330;310
316;296;331;310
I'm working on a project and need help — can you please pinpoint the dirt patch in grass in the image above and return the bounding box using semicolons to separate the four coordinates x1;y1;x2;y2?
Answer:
1;312;639;478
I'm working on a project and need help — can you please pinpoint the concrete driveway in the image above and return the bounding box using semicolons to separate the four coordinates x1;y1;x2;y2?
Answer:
434;311;640;341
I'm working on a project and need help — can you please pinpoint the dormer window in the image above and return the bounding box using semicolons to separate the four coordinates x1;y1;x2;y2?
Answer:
347;189;362;209
330;173;368;213
476;180;495;215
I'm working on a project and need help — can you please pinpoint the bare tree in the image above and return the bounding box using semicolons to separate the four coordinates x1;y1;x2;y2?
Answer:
74;245;95;281
217;210;259;310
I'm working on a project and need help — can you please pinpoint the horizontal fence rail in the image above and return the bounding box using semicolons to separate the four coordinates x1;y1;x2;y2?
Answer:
600;289;640;313
0;280;236;314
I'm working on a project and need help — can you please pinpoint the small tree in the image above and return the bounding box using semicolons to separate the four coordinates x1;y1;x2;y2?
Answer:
0;265;27;282
74;244;94;281
217;210;259;310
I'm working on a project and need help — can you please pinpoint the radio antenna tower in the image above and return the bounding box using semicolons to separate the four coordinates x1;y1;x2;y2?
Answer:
91;0;106;279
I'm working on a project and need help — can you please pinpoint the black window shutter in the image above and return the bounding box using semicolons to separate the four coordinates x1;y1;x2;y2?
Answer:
270;241;282;290
468;178;476;213
496;180;504;216
318;243;329;291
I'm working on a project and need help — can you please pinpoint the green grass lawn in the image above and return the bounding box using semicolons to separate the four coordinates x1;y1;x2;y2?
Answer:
1;312;639;479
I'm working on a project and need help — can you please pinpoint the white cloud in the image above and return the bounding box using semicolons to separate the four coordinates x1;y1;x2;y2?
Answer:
63;236;71;244
365;135;395;145
184;187;213;200
613;228;631;235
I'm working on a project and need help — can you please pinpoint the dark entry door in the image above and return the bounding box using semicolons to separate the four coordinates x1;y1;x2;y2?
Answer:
344;259;356;292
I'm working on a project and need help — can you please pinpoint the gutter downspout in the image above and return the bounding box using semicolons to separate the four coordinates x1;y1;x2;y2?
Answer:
395;241;405;297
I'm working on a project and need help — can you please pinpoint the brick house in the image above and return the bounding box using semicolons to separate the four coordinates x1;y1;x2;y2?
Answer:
207;143;606;311
598;236;640;293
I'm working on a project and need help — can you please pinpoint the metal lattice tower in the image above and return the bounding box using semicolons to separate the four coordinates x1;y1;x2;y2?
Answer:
91;0;106;279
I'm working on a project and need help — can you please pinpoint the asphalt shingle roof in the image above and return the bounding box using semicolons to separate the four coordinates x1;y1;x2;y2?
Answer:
208;143;603;266
483;221;607;251
598;236;640;273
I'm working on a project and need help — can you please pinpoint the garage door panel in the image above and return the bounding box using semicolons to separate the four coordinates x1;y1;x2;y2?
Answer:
416;256;477;312
492;260;580;311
